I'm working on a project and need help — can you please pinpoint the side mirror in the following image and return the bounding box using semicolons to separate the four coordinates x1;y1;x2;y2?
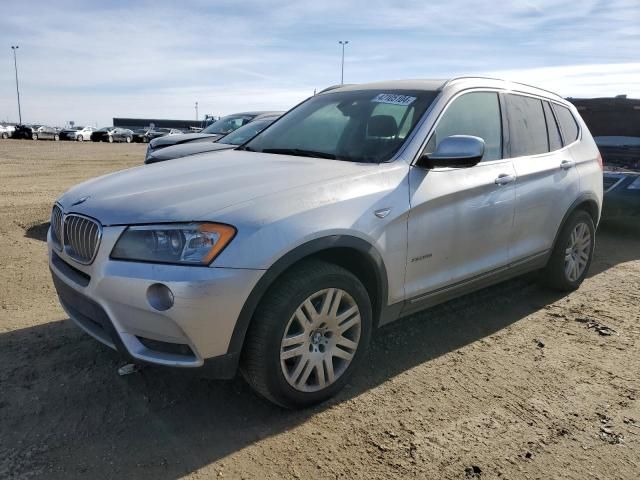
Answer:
417;135;485;169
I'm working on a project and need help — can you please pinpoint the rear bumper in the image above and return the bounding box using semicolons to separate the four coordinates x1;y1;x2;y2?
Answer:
48;227;264;377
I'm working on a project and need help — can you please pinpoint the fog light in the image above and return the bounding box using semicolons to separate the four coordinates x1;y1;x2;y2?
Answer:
146;283;174;311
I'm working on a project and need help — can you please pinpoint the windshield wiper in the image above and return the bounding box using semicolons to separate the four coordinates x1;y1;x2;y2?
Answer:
261;148;336;159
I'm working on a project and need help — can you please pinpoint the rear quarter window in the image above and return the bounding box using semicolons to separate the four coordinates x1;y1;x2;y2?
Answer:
553;104;580;145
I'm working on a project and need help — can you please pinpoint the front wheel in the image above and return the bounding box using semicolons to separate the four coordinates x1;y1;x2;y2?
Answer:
32;133;38;140
241;260;372;408
1;132;7;139
125;136;131;143
77;135;83;142
108;136;114;143
540;210;595;291
54;134;59;141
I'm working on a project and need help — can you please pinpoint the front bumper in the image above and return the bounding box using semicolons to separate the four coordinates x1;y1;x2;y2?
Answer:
48;225;264;376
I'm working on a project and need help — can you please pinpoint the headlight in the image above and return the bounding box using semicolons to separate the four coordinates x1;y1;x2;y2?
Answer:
627;176;640;190
111;223;236;265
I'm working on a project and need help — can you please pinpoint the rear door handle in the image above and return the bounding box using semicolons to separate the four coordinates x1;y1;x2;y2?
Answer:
495;174;516;185
560;160;575;170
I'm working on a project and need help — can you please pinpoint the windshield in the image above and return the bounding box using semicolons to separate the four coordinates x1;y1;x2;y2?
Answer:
202;115;253;135
97;127;112;132
218;119;275;145
244;89;439;162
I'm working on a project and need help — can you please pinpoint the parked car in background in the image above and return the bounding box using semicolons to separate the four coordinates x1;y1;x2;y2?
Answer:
91;127;134;143
597;136;640;219
145;111;280;162
0;125;15;139
60;126;95;141
144;114;282;164
49;77;602;408
34;126;60;141
13;124;42;139
133;128;183;144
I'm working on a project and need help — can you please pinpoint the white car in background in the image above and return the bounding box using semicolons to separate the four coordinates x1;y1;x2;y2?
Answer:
59;126;95;141
0;125;16;139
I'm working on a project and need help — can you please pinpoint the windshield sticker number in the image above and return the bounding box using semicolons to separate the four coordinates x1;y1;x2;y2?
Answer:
372;93;416;106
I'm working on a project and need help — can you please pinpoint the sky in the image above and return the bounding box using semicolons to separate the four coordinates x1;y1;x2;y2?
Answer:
1;0;639;127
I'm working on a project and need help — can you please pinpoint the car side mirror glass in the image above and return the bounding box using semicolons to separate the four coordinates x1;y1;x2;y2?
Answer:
417;135;485;169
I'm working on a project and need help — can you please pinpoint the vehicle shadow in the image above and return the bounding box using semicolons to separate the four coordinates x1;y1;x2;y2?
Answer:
1;222;638;479
24;221;49;242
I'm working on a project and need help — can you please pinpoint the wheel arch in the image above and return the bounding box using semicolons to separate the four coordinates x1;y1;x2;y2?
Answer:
551;193;601;253
226;235;389;358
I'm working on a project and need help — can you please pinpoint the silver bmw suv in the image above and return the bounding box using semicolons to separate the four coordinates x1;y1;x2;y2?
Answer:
48;77;603;408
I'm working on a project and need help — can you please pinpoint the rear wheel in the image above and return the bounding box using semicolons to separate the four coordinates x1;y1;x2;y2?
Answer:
1;132;7;139
54;134;59;141
540;210;595;291
242;259;372;408
77;135;83;142
32;133;38;140
108;135;114;143
126;136;131;143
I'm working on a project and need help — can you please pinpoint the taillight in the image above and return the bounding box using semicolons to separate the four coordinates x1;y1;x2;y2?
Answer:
596;151;603;170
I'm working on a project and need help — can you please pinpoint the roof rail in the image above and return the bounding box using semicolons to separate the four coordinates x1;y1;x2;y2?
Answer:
445;76;563;100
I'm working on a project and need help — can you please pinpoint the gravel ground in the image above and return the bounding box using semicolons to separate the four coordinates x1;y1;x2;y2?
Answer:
0;139;639;479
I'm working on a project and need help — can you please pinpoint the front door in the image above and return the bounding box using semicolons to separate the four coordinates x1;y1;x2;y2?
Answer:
405;90;516;300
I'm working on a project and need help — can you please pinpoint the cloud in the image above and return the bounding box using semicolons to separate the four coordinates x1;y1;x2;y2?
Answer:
0;0;638;126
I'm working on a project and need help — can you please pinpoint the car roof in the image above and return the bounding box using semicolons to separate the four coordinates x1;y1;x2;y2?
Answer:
226;111;281;117
320;77;566;104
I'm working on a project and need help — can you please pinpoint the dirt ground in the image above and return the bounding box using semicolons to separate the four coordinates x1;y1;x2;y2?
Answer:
0;139;639;480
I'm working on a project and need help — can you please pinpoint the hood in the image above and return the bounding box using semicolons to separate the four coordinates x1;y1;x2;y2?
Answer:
149;132;222;149
147;141;234;162
58;150;370;225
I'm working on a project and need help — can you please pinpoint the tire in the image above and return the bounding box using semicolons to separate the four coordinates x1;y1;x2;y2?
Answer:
241;259;372;409
108;136;114;143
143;137;149;143
54;134;59;141
126;136;131;143
77;135;83;142
1;132;7;139
540;209;595;291
32;133;38;140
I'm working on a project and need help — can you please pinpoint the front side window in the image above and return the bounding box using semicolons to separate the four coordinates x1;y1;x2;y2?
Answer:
553;104;580;145
424;91;503;162
506;94;549;157
202;115;253;135
244;89;439;163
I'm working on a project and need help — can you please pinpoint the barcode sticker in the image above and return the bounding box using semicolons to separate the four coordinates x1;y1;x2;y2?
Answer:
372;93;416;106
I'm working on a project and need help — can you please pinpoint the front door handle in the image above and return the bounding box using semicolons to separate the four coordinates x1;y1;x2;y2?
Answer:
560;160;575;170
495;174;516;185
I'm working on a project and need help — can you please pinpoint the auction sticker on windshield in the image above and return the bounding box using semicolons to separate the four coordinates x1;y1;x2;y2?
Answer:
372;93;417;106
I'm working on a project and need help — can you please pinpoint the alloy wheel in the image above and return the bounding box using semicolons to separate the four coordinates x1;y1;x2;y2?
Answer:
280;288;361;393
564;222;591;282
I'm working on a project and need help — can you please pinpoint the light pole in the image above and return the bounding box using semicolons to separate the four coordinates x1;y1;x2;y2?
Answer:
11;46;22;124
195;102;198;121
338;40;349;84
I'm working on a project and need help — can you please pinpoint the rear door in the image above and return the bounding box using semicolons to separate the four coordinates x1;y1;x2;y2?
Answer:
405;90;517;299
507;94;581;261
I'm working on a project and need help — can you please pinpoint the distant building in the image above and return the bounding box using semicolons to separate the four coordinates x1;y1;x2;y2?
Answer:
112;117;217;130
567;96;640;137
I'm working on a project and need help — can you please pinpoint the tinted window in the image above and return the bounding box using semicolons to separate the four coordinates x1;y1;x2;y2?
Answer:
553;104;579;144
506;94;549;157
543;101;563;151
425;92;502;161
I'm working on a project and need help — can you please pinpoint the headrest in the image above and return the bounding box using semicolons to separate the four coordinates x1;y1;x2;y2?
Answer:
367;115;398;138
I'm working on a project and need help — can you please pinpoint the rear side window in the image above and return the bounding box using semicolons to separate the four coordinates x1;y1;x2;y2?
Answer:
542;101;563;151
553;104;580;144
425;91;503;161
506;94;549;157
